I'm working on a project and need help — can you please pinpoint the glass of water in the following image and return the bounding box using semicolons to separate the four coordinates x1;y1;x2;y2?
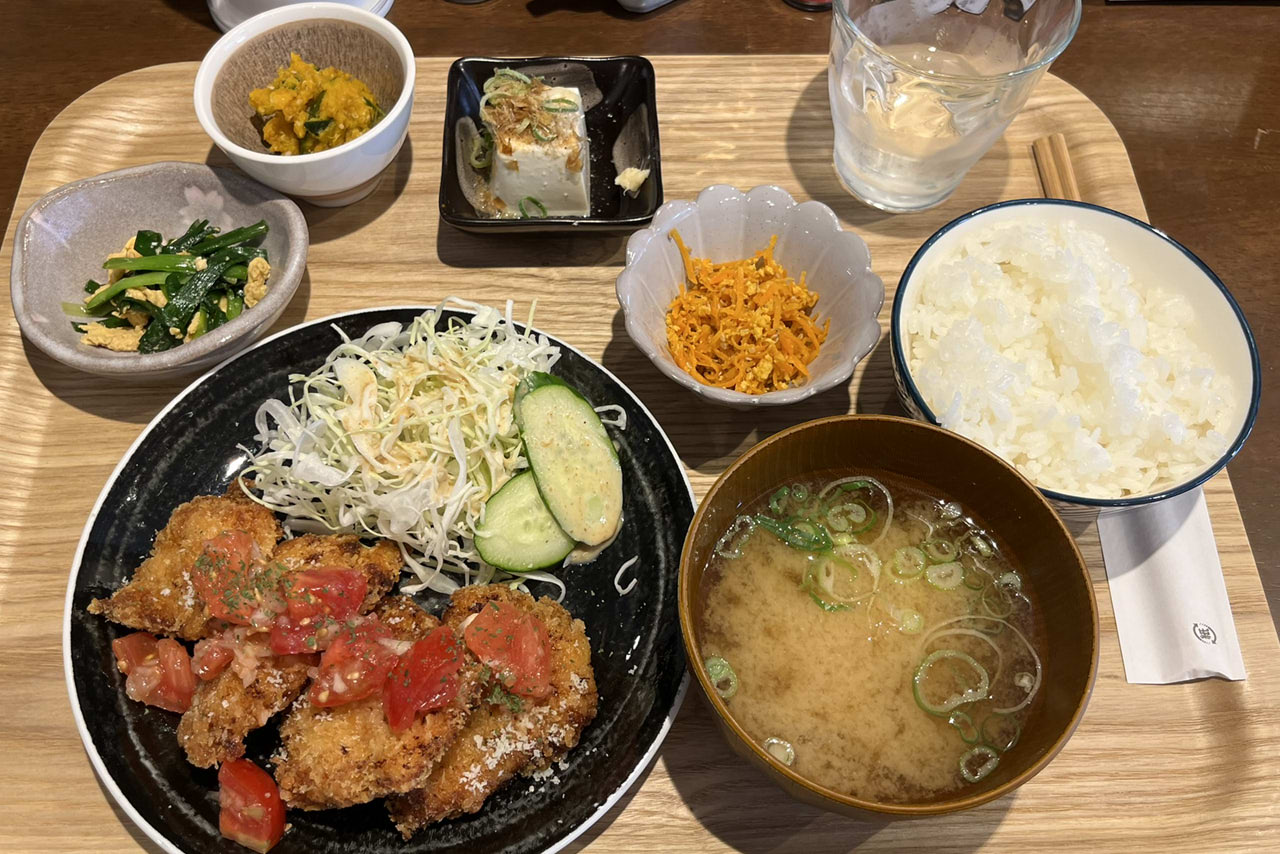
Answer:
829;0;1080;212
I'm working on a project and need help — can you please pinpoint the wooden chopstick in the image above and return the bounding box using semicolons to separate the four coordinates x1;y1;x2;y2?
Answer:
1032;133;1083;202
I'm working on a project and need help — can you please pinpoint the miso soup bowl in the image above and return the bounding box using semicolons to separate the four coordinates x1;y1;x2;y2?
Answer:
678;415;1099;818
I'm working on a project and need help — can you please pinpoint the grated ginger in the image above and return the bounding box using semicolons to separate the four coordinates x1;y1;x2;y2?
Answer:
664;230;829;394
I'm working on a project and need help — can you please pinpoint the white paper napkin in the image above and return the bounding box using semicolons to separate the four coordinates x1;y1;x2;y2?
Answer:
1097;487;1246;684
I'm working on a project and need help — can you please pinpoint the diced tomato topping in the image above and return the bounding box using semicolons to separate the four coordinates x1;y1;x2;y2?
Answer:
268;569;367;655
192;531;285;626
464;602;552;699
111;632;196;713
308;617;399;708
191;636;235;681
383;627;465;733
218;758;286;853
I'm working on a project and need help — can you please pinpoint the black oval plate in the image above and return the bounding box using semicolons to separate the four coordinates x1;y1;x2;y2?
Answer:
63;306;694;854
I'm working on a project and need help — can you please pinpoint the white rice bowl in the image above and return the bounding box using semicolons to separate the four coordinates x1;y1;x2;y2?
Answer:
900;215;1242;501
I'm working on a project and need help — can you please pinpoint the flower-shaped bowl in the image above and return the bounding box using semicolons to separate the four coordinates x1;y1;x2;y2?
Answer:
616;185;884;408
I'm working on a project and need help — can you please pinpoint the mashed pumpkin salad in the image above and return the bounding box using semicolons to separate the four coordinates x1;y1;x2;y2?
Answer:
249;53;384;156
67;219;271;353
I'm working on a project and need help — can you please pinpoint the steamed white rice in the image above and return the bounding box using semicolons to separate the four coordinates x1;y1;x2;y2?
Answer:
904;219;1235;499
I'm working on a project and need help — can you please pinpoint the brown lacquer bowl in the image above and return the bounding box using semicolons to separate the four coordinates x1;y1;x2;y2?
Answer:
678;415;1099;818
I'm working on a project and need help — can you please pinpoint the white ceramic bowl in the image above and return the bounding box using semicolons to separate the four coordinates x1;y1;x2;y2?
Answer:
891;199;1260;520
616;185;884;408
193;2;414;207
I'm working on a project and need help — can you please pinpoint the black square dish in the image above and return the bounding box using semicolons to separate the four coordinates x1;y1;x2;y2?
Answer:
439;56;663;232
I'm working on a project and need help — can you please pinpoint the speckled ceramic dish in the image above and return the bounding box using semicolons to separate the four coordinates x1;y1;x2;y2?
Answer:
680;415;1099;818
11;161;307;381
616;185;884;408
64;306;694;854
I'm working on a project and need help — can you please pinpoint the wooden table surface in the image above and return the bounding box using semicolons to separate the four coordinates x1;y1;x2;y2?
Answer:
4;49;1280;853
3;0;1277;624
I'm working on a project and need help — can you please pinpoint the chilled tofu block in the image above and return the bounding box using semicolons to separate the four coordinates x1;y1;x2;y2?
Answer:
488;86;591;217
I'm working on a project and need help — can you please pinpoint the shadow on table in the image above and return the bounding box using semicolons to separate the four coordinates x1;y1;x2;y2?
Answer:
784;68;1014;240
94;773;165;854
22;269;312;423
436;227;627;269
160;0;218;32
203;135;416;244
662;695;1012;853
599;309;853;471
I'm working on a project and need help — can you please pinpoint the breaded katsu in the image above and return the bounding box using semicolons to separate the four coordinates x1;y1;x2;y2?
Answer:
178;653;315;768
272;534;402;611
272;596;485;810
88;490;281;640
387;586;598;837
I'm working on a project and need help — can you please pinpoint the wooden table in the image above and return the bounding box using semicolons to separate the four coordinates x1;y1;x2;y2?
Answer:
4;50;1280;853
2;0;1277;622
2;3;1279;853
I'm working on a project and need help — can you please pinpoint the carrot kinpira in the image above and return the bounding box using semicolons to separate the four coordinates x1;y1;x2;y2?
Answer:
664;230;829;394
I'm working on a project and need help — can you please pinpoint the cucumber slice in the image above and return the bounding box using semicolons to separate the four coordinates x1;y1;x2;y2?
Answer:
475;472;575;571
514;372;623;546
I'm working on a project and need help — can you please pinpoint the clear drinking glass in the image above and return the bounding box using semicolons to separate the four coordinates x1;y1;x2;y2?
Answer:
829;0;1080;212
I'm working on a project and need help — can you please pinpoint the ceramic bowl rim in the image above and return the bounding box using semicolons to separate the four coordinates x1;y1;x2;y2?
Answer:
616;183;885;407
10;160;307;377
192;1;415;166
678;413;1100;816
891;198;1262;509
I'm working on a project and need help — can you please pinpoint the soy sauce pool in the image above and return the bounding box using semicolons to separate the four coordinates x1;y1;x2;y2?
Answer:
697;470;1045;802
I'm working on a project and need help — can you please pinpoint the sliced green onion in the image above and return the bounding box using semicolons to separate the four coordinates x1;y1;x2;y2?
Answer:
833;543;881;586
891;546;926;580
494;67;532;84
755;515;832;552
926;561;964;590
763;737;795;766
530;123;557;142
960;745;999;783
948;710;980;744
705;656;738;699
831;532;853;547
769;486;790;516
923;539;958;563
518;196;548;218
963;531;995;558
806;589;851;612
996;571;1023;594
980;581;1015;617
541;97;579;112
980;713;1022;753
468;130;493;169
790;483;810;502
826;501;873;534
961;558;989;590
894;608;924;634
714;515;756;559
913;649;989;716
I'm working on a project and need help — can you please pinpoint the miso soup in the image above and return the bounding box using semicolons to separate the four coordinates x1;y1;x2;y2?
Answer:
697;471;1044;802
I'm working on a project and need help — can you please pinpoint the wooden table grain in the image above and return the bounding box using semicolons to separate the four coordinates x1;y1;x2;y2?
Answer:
2;55;1278;854
1;0;1276;622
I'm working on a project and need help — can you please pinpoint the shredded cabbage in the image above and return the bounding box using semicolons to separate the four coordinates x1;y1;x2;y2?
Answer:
240;297;561;594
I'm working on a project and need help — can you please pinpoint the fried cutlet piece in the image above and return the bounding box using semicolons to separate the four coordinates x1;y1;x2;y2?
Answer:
172;537;399;769
272;534;402;611
272;596;484;810
87;490;281;640
387;586;598;838
178;653;315;768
